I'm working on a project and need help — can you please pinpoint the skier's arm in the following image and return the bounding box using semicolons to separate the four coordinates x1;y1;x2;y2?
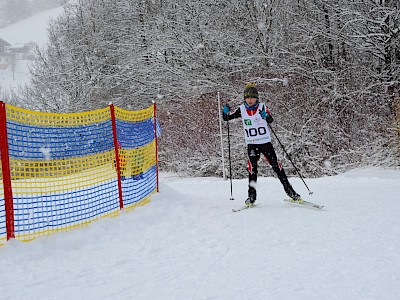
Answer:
265;108;273;123
222;106;241;121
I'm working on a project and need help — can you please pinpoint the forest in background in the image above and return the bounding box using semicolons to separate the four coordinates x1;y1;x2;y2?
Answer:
11;0;400;177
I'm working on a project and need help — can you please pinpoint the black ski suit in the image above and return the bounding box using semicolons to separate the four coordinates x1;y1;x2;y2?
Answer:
223;104;300;201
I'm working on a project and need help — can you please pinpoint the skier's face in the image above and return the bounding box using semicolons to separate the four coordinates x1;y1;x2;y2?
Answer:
245;97;258;107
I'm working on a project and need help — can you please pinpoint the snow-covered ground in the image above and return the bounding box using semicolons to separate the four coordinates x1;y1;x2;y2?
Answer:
1;168;399;300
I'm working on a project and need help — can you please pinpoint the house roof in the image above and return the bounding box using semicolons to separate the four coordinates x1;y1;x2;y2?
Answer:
0;37;11;47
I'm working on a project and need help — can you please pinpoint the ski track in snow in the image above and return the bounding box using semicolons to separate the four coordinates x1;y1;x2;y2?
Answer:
1;168;400;300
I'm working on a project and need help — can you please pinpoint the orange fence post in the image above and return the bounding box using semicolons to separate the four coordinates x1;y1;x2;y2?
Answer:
109;103;124;209
0;101;14;239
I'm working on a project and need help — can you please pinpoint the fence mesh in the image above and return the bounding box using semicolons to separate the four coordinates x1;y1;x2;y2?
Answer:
0;180;5;244
0;103;159;244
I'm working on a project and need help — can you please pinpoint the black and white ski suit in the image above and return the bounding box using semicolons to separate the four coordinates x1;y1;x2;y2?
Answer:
223;102;300;201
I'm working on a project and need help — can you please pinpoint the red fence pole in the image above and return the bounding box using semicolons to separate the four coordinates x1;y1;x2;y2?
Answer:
0;101;14;239
109;104;124;209
153;102;159;192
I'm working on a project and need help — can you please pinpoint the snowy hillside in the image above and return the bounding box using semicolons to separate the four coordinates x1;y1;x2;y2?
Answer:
1;168;399;300
0;4;399;300
0;6;63;45
0;6;63;97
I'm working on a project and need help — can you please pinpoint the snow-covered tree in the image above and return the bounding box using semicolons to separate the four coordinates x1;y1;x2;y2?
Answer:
21;0;400;176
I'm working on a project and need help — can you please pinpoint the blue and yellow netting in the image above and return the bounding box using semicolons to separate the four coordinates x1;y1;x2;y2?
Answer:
0;104;160;244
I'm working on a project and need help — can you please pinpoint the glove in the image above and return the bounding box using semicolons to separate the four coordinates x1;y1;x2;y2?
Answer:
259;108;267;119
223;104;230;114
259;107;273;123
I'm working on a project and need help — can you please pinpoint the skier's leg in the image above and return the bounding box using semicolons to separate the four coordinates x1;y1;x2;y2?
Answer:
247;144;260;202
263;143;301;200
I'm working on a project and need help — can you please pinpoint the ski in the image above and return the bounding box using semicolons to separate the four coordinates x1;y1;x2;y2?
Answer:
284;199;324;209
232;204;257;212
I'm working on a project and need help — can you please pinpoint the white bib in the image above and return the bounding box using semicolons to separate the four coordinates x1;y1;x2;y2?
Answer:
240;103;271;144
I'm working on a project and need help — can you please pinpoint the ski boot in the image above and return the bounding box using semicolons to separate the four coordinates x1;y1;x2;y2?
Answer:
286;189;303;204
245;196;256;207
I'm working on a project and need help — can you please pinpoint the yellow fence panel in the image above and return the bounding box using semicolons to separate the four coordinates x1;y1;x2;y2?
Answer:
0;103;160;244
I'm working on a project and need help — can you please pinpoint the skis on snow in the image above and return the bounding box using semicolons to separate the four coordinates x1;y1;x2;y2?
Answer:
283;198;324;209
232;204;257;212
232;199;324;212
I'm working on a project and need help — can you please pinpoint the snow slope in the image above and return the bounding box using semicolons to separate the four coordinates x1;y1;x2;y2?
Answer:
0;6;63;46
0;6;63;96
0;168;399;300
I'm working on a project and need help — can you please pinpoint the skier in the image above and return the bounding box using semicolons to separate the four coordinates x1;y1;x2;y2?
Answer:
222;82;302;207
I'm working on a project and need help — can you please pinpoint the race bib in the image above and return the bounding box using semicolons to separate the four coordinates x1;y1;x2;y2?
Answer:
240;104;271;144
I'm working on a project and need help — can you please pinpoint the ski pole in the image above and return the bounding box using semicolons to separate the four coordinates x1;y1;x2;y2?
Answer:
268;124;313;195
226;110;234;200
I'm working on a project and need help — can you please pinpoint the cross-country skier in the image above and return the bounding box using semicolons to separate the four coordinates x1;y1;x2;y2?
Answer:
222;82;302;207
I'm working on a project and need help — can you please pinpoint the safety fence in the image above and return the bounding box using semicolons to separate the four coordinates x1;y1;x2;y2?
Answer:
0;102;160;245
